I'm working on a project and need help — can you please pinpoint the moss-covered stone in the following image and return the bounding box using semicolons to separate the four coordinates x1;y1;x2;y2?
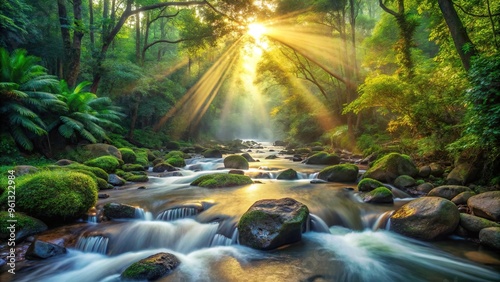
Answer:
65;163;109;180
224;155;249;170
84;156;120;173
15;171;98;221
153;162;176;173
318;164;358;182
125;175;149;182
358;178;385;192
121;252;180;280
0;212;47;242
191;173;253;188
304;151;340;165
119;148;137;164
135;150;149;166
479;227;500;250
122;163;145;172
277;169;299;180
394;175;416;189
82;143;122;159
364;153;418;183
165;150;188;159
363;187;393;203
203;148;222;158
459;213;500;233
427;185;472;200
166;156;186;168
103;203;137;219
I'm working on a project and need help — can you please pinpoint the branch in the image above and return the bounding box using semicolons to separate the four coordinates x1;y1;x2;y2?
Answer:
143;35;213;53
452;0;500;17
378;0;399;17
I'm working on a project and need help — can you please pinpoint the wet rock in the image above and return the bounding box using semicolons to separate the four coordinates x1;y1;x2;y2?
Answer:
25;240;67;260
241;152;256;162
55;159;74;166
103;203;137;219
459;213;500;233
394;175;416;189
363;153;418;183
363;187;393;204
429;163;444;177
228;169;245;175
416;182;434;193
451;191;476;205
390;197;460;240
203;149;222;158
265;155;279;159
318;164;358;183
13;165;38;176
357;178;384;192
303;152;340;165
427;185;472;200
121;252;180;280
153;162;176;173
238;198;309;250
277;168;299;180
467;191;500;221
292;155;302;162
223;155;249;170
98;193;110;198
0;212;47;242
310;179;328;184
190;173;253;188
418;165;431;178
479;227;500;250
108;174;126;186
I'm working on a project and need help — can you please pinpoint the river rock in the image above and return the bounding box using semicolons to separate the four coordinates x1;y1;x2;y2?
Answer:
357;178;385;192
25;240;67;260
203;149;222;158
479;227;500;250
429;163;444;177
273;140;287;146
238;198;309;250
121;252;180;280
224;155;249;170
459;213;500;233
103;203;137;219
363;187;393;203
318;164;358;183
153;162;176;173
108;174;126;186
394;175;416;189
390;197;460;240
228;169;245;175
418;165;431;178
416;182;434;193
83;143;122;159
304;152;340;165
446;159;481;185
363;153;417;183
451;191;476;205
427;185;471;200
277;168;298;180
467;191;500;221
241;152;256;162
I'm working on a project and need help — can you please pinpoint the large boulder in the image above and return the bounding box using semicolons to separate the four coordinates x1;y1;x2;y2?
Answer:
238;198;309;250
362;187;393;203
390;197;460;240
103;203;137;219
121;252;180;280
318;164;359;183
467;191;500;221
303;152;340;165
363;153;418;183
427;185;472;200
224;155;249;170
82;143;122;159
446;157;481;185
479;227;500;250
459;214;500;233
277;169;299;180
25;240;67;260
84;156;121;173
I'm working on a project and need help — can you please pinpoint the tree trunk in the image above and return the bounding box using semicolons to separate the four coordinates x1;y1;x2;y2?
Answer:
89;0;94;48
437;0;477;71
135;12;141;63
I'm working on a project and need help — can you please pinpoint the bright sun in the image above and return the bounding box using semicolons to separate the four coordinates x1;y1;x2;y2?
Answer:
247;23;267;40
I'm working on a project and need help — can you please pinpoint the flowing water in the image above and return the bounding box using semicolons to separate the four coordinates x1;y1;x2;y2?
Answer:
3;142;500;281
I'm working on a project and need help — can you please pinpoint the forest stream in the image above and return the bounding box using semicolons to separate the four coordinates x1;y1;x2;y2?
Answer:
2;142;500;282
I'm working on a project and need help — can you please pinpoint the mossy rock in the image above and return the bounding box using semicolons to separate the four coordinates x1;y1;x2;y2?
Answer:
277;169;299;180
363;187;393;203
146;150;156;161
125;175;149;182
68;169;108;190
427;185;472;200
165;141;180;150
318;164;358;182
165;150;188;159
84;156;120;173
304;151;340;165
394;175;416;189
241;152;256;162
166;156;186;168
0;212;47;242
122;163;145;172
15;171;98;221
224;155;249;170
82;143;122;159
459;213;500;233
203;148;222;158
295;148;312;154
364;153;417;183
135;151;149;166
103;203;137;219
119;148;137;164
153;162;176;173
65;163;109;180
121;252;180;280
191;173;253;188
358;178;385;192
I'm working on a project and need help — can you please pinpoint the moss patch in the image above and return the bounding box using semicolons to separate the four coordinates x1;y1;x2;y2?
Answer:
122;163;145;172
126;175;149;182
166;156;186;167
0;212;47;241
119;148;137;164
358;178;385;192
191;173;253;188
305;151;340;165
84;156;120;173
277;168;298;180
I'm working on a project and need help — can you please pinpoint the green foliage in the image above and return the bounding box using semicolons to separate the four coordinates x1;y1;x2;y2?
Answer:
0;48;61;150
119;148;137;164
0;0;33;48
191;173;253;188
84;156;120;173
13;170;97;220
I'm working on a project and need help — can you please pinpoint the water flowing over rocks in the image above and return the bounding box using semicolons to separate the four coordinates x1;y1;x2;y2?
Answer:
25;240;67;260
390;197;460;240
121;252;180;280
238;198;309;250
103;203;137;219
467;191;500;221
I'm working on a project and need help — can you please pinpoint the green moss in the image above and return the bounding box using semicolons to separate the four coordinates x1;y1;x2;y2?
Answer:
296;148;312;154
0;212;47;240
203;148;222;158
318;164;358;182
125;175;149;182
191;173;253;188
223;155;249;170
305;151;340;165
135;150;149;166
166;156;186;167
15;171;97;221
103;203;136;219
119;148;137;163
358;178;384;192
65;163;109;180
165;150;187;159
84;156;120;173
277;169;299;180
370;187;392;197
122;262;158;280
122;163;145;172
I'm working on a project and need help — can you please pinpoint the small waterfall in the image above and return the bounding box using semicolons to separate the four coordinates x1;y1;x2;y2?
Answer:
309;214;330;233
211;234;233;246
157;207;200;221
75;236;109;254
134;207;153;220
86;215;97;224
372;210;394;231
